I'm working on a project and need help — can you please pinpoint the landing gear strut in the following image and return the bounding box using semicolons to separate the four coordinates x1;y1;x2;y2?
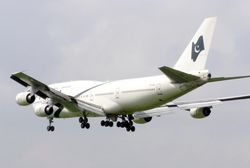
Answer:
47;118;55;132
79;116;90;129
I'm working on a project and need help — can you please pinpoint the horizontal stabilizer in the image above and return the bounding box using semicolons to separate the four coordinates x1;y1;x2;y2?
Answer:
159;66;200;83
208;75;250;82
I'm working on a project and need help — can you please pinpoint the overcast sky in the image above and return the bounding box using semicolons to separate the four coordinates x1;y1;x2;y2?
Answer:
1;0;250;168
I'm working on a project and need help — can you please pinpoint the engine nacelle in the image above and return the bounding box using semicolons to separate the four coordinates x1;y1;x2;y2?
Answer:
133;117;152;124
16;92;35;106
34;103;54;117
190;107;211;119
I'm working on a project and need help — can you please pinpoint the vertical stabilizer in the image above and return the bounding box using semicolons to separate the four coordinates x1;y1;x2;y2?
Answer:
174;17;217;73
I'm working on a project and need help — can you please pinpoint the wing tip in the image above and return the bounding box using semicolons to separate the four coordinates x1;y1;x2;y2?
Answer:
10;70;28;76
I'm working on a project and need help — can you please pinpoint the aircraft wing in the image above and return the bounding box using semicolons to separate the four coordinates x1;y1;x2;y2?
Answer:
10;72;105;116
133;94;250;119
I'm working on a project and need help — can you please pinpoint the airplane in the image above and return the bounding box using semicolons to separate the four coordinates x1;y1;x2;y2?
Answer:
11;17;250;132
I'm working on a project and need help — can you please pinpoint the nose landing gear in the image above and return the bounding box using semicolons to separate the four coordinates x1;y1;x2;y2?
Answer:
47;118;55;132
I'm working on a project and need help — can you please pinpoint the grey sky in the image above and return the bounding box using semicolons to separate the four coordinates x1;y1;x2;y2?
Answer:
1;0;250;168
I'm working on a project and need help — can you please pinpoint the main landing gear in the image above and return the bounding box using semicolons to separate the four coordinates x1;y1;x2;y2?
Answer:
47;118;55;132
100;120;114;127
79;116;90;129
101;115;136;132
116;115;135;132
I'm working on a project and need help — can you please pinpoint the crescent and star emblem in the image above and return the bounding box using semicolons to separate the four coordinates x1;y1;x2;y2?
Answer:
191;35;205;62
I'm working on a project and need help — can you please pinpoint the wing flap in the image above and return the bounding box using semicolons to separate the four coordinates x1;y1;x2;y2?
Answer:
76;99;105;116
133;106;177;119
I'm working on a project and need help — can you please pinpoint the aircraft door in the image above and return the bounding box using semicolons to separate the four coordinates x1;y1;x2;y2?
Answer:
114;87;120;99
89;93;94;102
156;83;163;96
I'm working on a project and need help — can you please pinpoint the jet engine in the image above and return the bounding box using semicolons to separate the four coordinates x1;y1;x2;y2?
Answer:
16;92;35;106
133;117;152;124
34;103;55;117
190;107;211;119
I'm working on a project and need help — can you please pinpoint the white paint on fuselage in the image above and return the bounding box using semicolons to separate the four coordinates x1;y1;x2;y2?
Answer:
49;80;103;96
33;75;204;118
78;75;202;114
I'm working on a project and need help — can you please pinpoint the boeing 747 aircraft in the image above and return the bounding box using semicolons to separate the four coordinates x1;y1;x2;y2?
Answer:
11;17;250;132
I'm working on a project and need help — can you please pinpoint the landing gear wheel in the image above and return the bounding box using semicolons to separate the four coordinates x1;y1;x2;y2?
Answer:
105;121;109;127
47;126;55;132
50;126;55;132
109;121;113;127
117;121;121;127
126;127;131;132
101;120;105;126
81;122;85;129
85;123;90;129
130;126;135;132
125;122;131;129
126;121;131;128
79;117;84;123
121;122;125;128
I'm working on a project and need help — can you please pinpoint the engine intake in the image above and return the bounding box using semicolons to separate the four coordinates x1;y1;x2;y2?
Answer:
45;105;54;115
190;107;211;119
16;92;35;106
34;104;54;117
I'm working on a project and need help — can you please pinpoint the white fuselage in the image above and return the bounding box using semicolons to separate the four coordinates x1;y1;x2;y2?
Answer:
33;75;205;118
